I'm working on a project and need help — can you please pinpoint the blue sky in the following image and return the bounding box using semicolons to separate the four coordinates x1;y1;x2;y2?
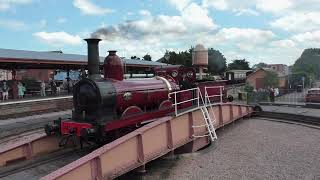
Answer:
1;0;320;66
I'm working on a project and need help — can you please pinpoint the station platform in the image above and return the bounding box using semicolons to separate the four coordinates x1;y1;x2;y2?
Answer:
0;95;73;120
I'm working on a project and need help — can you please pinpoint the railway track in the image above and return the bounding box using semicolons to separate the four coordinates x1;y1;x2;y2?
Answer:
0;129;44;146
0;147;93;179
0;96;72;120
0;108;70;120
255;111;320;128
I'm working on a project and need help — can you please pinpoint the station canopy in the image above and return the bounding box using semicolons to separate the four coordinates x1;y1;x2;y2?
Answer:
0;48;166;70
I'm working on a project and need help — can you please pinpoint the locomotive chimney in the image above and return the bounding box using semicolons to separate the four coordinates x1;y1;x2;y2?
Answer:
84;38;101;79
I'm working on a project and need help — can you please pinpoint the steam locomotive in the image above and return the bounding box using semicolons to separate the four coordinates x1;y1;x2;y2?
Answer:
45;38;231;146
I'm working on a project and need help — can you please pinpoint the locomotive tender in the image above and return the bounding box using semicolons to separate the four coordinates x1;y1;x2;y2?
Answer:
45;38;230;145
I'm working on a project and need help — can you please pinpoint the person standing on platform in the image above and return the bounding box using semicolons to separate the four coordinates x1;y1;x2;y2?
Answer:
18;82;26;99
269;87;275;103
56;82;61;95
2;81;10;101
50;79;57;95
40;81;46;97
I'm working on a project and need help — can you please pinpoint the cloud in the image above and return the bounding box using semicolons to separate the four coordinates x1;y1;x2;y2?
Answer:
0;0;33;11
73;0;114;15
209;28;275;44
271;12;320;32
92;2;217;40
181;3;216;31
292;30;320;47
202;0;228;10
139;9;151;16
33;31;82;46
255;0;293;14
168;0;191;11
270;39;296;48
0;19;27;30
89;2;218;60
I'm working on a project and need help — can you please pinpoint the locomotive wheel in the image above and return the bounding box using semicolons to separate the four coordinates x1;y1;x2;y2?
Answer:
159;100;173;110
121;106;143;119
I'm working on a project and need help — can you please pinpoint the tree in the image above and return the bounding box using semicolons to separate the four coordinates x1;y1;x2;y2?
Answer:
252;62;268;69
143;54;152;61
263;71;279;88
207;48;227;75
292;48;319;79
130;56;140;60
288;48;320;88
161;48;193;67
227;59;251;70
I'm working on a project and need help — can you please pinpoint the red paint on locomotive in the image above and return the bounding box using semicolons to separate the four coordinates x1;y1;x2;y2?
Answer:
112;78;178;113
61;121;93;136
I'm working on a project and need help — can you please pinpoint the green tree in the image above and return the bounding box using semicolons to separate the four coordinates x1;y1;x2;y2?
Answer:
228;59;251;70
161;48;193;67
143;54;152;61
263;71;279;88
130;56;136;59
207;48;227;75
252;62;268;69
289;48;320;88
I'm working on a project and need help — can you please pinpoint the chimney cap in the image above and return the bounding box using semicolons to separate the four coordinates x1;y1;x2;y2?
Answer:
84;38;102;42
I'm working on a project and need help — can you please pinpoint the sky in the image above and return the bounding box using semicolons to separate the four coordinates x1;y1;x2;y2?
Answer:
0;0;320;66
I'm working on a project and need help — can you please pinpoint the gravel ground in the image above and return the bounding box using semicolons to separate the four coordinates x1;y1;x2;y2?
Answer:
0;110;71;138
124;118;320;180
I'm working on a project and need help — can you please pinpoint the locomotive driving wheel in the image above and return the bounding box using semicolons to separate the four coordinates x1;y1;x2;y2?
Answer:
159;100;173;110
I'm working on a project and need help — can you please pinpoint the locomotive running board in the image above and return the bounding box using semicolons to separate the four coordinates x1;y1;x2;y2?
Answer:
41;103;253;180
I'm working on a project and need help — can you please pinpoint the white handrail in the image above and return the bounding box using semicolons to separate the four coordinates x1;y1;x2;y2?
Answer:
204;86;224;105
169;86;225;117
169;88;202;116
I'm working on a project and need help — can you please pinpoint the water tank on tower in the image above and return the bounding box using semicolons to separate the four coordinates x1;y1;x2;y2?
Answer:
192;44;208;80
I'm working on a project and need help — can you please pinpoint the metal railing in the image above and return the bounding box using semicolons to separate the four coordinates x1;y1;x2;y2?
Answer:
169;87;202;117
169;86;224;117
204;86;224;105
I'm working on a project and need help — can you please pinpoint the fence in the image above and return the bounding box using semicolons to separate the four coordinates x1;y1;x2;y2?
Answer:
244;89;310;106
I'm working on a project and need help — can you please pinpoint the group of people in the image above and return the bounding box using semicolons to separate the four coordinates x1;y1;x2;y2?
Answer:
0;81;26;101
40;80;61;97
268;87;279;102
0;79;77;101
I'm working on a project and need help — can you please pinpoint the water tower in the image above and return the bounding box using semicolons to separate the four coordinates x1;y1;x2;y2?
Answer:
192;44;208;80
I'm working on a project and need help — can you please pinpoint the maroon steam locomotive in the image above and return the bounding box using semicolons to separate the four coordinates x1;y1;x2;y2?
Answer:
45;38;231;146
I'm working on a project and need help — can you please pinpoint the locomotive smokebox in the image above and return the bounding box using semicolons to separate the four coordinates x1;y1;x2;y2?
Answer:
84;38;101;79
104;50;124;81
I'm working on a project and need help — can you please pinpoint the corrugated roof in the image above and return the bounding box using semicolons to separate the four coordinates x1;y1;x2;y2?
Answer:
0;48;167;66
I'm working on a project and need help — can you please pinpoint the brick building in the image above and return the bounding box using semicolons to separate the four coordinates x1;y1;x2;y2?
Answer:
246;68;287;89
